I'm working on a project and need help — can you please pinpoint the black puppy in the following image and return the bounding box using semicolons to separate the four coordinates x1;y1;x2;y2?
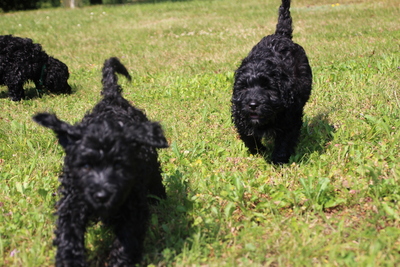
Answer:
231;0;312;164
0;35;71;101
33;57;168;266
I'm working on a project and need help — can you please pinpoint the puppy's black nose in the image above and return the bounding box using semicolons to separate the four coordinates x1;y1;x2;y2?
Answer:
249;102;258;110
93;190;110;203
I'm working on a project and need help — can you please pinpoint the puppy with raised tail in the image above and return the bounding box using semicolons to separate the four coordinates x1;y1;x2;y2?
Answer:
33;57;168;266
231;0;312;164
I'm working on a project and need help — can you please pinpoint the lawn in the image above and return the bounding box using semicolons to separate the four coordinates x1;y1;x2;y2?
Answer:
0;0;399;266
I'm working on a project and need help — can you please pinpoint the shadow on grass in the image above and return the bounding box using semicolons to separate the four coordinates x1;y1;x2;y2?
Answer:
144;170;192;265
294;112;335;163
0;86;76;101
87;170;192;266
257;112;334;164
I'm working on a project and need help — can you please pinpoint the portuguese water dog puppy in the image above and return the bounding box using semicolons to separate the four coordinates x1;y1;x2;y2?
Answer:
33;57;168;266
0;35;71;101
231;0;312;164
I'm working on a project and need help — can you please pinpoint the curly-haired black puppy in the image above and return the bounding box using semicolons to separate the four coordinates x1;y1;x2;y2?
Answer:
0;35;71;101
231;0;312;164
33;57;168;266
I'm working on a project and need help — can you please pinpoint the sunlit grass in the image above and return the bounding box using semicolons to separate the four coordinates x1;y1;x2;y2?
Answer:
1;0;399;266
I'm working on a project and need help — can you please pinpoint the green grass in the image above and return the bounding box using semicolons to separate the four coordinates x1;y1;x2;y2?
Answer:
1;0;400;266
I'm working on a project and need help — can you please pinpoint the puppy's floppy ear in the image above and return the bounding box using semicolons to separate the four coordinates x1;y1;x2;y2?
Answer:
32;112;80;149
126;121;169;148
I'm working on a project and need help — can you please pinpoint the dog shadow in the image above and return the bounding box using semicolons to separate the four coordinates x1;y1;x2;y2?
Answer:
144;170;193;265
294;112;335;163
0;85;75;100
285;112;335;164
260;112;335;164
87;170;192;266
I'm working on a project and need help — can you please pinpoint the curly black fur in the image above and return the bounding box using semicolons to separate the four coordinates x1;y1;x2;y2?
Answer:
231;0;312;164
0;35;71;101
33;57;168;266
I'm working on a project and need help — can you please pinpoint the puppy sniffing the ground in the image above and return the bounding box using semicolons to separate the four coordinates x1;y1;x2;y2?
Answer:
0;35;71;101
33;57;168;266
231;0;312;164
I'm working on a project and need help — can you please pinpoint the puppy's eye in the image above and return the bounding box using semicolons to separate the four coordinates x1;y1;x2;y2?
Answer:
82;164;92;172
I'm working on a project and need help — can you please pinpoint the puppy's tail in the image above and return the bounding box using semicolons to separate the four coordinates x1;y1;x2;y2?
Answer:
101;57;132;96
275;0;293;39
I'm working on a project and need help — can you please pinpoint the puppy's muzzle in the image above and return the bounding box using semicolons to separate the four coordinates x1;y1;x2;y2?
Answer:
93;189;111;204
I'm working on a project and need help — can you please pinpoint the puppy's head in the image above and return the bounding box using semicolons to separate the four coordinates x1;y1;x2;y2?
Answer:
43;57;72;95
33;113;168;216
232;65;286;126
